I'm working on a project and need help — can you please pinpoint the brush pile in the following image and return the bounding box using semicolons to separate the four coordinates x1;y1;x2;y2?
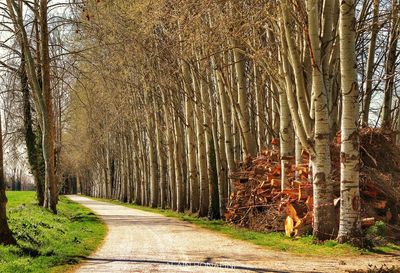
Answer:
225;128;400;238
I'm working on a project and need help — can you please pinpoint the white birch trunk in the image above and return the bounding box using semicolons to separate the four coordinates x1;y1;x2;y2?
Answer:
231;40;258;156
337;0;361;243
307;0;336;240
182;61;199;212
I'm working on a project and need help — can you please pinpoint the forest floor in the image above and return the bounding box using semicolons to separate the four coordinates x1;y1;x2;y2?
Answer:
0;192;106;273
69;195;400;273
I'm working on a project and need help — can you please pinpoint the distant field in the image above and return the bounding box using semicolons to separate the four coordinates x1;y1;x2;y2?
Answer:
0;192;106;273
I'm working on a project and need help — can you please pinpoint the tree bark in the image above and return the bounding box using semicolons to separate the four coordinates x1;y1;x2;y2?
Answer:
307;0;336;240
281;1;313;139
21;52;45;206
198;63;211;217
147;92;159;208
155;94;167;209
231;40;257;156
215;67;236;192
40;0;57;213
360;0;379;127
278;65;295;190
162;90;176;210
381;0;399;129
174;107;185;212
0;114;16;246
182;61;199;213
216;85;228;216
337;0;362;243
133;134;142;205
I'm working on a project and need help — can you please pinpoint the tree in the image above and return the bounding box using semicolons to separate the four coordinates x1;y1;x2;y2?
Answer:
280;0;336;240
5;0;58;213
337;0;361;243
360;0;380;127
21;51;46;206
0;113;16;246
381;0;399;129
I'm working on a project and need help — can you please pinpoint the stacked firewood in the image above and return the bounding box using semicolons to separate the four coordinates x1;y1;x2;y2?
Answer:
225;128;400;238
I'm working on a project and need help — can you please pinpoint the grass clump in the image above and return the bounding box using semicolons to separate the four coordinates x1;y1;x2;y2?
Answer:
0;191;106;273
367;221;388;238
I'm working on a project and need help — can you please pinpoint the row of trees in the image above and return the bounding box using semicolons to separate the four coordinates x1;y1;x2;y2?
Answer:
0;0;398;245
64;0;398;243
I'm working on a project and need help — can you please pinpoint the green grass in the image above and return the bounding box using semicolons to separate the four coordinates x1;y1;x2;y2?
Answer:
0;191;106;273
92;196;400;257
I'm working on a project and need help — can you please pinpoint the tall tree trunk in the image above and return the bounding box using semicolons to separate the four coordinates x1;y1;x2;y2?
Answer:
281;1;313;139
198;64;210;217
174;108;185;212
106;140;113;199
21;52;44;206
182;62;199;213
155;96;167;209
162;90;176;210
295;136;302;179
266;81;274;145
337;0;361;243
215;66;236;192
40;0;57;213
360;0;379;127
216;86;228;216
207;72;221;219
126;137;134;203
147;96;158;208
121;135;128;202
279;21;313;157
307;0;336;240
381;0;399;129
133;134;142;205
255;66;266;150
231;40;257;156
0;114;16;246
139;133;148;205
209;132;221;220
278;65;295;190
321;0;340;135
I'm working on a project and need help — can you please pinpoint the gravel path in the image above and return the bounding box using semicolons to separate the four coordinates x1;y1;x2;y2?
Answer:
68;195;400;273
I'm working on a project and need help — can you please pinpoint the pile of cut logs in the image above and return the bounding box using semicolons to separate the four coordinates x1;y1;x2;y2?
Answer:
225;129;400;238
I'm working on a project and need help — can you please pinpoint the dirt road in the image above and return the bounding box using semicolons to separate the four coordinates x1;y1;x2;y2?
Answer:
68;195;400;273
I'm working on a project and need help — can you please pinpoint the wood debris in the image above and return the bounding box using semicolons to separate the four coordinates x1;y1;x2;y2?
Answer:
225;128;400;238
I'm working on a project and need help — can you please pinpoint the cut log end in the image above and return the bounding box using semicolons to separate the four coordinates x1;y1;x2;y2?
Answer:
285;216;297;237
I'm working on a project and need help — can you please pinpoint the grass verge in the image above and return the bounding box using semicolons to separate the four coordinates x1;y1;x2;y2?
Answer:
0;191;106;273
92;196;400;257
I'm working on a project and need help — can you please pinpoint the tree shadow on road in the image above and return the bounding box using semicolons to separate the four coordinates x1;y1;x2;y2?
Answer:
74;256;320;273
